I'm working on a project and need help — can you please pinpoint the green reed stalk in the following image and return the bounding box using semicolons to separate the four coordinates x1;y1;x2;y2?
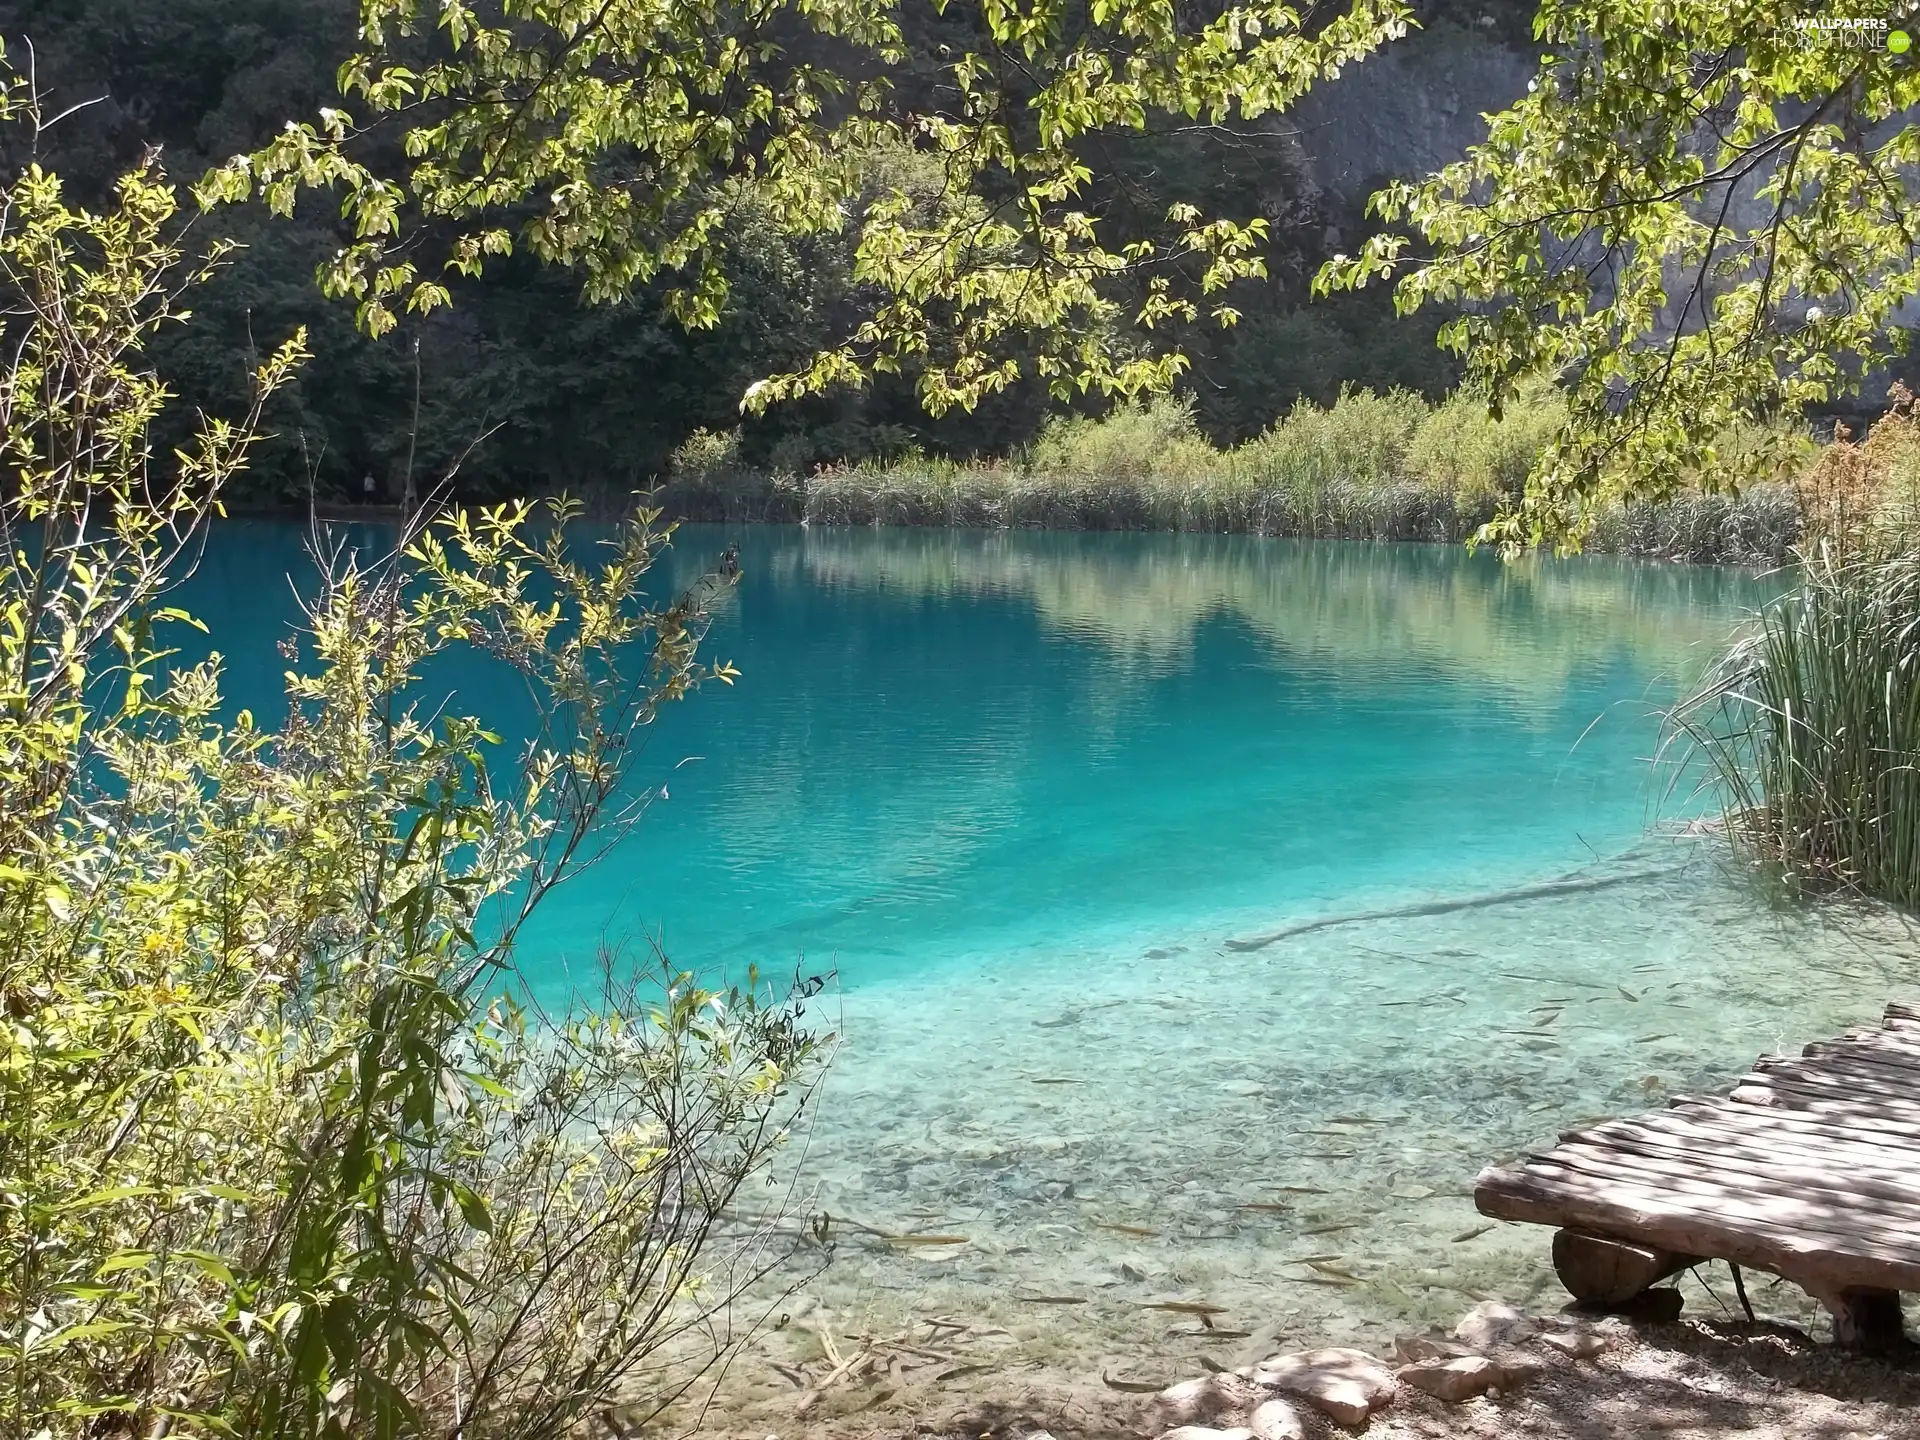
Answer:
1676;549;1920;906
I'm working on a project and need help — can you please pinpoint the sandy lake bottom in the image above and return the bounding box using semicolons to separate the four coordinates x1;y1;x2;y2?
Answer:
706;844;1918;1427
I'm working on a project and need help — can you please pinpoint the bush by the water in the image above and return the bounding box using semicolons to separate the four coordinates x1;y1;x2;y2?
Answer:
1679;549;1920;906
660;387;1809;564
0;108;816;1440
1677;389;1920;906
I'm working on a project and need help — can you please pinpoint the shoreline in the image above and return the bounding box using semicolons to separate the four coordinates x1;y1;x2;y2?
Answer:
685;1261;1920;1440
224;497;1803;571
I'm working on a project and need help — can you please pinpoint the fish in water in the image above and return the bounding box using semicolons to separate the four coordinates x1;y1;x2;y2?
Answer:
1017;1295;1088;1305
1309;1260;1362;1280
1102;1372;1171;1393
935;1363;994;1382
885;1234;970;1246
1094;1222;1161;1238
1140;1301;1228;1316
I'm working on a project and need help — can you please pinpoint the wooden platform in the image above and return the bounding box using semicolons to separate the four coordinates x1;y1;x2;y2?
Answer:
1475;1001;1920;1350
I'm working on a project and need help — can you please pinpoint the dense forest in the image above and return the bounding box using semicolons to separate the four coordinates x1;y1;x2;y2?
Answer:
0;0;1535;504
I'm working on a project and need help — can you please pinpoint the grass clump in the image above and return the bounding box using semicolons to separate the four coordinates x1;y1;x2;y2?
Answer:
1677;548;1920;906
1676;390;1920;906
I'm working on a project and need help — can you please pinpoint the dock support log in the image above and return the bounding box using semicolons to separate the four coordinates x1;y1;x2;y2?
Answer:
1813;1288;1906;1355
1552;1230;1692;1307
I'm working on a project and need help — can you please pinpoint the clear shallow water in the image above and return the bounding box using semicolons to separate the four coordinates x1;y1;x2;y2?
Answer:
182;523;1920;1416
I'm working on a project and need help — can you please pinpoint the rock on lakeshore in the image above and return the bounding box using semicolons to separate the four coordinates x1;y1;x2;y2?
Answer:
1247;1397;1304;1440
1392;1333;1478;1365
1492;1350;1548;1388
1540;1329;1610;1360
1396;1355;1499;1403
1252;1348;1396;1426
1452;1300;1536;1351
1154;1374;1259;1428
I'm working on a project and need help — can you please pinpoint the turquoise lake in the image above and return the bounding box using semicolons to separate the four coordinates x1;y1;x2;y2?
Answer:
195;522;1785;993
186;522;1919;1406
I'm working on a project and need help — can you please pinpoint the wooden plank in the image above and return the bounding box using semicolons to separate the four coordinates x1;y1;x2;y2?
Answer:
1479;1163;1920;1283
1475;1169;1920;1293
1566;1121;1920;1213
1756;1053;1920;1099
1765;1050;1920;1098
1603;1122;1920;1196
1665;1098;1920;1156
1832;1028;1913;1055
1511;1149;1920;1259
1730;1072;1920;1125
1486;1154;1920;1266
1539;1137;1920;1232
1579;1114;1920;1196
1820;1026;1920;1060
1827;1027;1920;1062
1489;1152;1920;1259
1798;1042;1920;1088
1802;1039;1920;1081
1647;1100;1920;1159
1483;1000;1920;1313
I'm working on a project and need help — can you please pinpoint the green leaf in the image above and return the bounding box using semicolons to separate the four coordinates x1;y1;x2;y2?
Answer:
450;1182;493;1233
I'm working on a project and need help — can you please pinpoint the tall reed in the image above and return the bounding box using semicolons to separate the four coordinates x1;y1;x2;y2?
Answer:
1674;548;1920;906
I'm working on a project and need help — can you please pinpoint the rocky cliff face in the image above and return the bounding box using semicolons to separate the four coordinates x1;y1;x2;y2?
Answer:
1291;22;1535;209
1283;20;1917;416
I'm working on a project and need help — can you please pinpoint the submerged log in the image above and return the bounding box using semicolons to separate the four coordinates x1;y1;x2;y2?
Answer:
1551;1229;1692;1305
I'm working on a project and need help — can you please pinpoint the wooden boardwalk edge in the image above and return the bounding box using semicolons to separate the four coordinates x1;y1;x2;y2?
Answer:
1474;1000;1920;1350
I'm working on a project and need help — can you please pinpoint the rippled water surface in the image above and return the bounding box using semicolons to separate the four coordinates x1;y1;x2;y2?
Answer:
191;524;1920;1420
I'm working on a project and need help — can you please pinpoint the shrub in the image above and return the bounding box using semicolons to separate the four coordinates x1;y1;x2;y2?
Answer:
1798;383;1920;555
1405;385;1567;506
1024;395;1218;482
1236;386;1428;498
0;82;817;1440
657;426;802;520
663;368;1825;564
